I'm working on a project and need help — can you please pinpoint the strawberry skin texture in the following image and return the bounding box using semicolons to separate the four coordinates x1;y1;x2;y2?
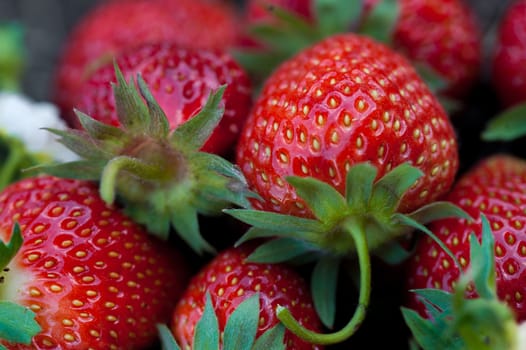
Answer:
172;245;323;349
0;176;190;349
366;0;481;97
236;33;458;217
492;0;526;107
53;0;240;123
406;155;526;321
75;43;252;155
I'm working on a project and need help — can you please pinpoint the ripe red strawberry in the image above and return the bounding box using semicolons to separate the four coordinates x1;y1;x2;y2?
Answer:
225;32;462;347
405;154;526;321
491;0;526;107
240;0;481;97
75;43;252;155
0;175;190;348
364;0;482;97
171;244;323;349
236;33;458;217
53;0;240;123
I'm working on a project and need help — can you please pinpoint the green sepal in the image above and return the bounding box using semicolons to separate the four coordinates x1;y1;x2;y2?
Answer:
373;240;413;265
111;62;150;133
414;63;449;96
223;293;260;350
345;162;376;209
412;289;454;319
193;292;220;350
42;127;109;160
358;0;399;43
157;323;181;350
401;307;460;350
286;175;348;224
170;202;215;255
393;213;460;269
481;103;526;141
252;324;286;350
468;216;496;299
226;209;324;235
407;201;472;225
75;109;127;143
370;163;423;214
246;237;319;263
28;160;104;181
311;256;340;329
0;223;23;271
137;76;170;139
171;86;226;151
314;0;363;36
0;301;41;346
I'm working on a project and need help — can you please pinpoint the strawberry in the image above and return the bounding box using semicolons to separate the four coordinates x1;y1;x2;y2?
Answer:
0;175;190;348
405;154;526;322
226;32;462;346
236;33;457;217
53;0;240;123
491;0;526;107
75;43;252;156
238;0;481;98
171;244;323;349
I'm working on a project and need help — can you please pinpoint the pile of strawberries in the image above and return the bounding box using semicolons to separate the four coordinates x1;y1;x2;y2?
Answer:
3;0;526;349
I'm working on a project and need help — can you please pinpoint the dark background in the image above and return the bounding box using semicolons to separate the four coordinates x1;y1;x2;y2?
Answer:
0;0;520;349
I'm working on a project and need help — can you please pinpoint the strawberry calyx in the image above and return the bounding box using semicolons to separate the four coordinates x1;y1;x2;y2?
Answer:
157;292;286;350
0;224;42;347
225;162;469;345
402;215;519;350
38;64;252;255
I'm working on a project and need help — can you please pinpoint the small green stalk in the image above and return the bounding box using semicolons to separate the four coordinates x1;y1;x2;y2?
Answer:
276;218;371;345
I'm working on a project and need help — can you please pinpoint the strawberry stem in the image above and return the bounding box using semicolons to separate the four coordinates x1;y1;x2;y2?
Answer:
276;218;371;345
100;155;165;204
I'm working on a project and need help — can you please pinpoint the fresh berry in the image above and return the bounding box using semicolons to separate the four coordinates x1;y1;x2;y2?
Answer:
171;244;323;349
75;43;252;155
491;0;526;107
405;154;526;321
0;175;190;348
236;33;458;217
239;0;481;97
53;0;240;123
365;0;482;97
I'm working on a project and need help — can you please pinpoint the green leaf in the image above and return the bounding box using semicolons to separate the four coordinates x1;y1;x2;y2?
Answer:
0;223;23;271
223;293;260;350
314;0;363;36
137;75;170;139
401;307;455;350
193;292;220;350
469;215;496;299
171;204;215;255
359;0;399;43
225;209;323;235
0;301;41;345
246;238;319;263
31;160;104;181
373;240;413;265
370;163;423;214
394;214;460;269
482;103;526;141
111;61;150;133
311;257;340;329
171;86;226;151
252;323;286;350
286;176;348;224
157;323;181;350
407;202;472;225
74;109;126;142
345;162;377;209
